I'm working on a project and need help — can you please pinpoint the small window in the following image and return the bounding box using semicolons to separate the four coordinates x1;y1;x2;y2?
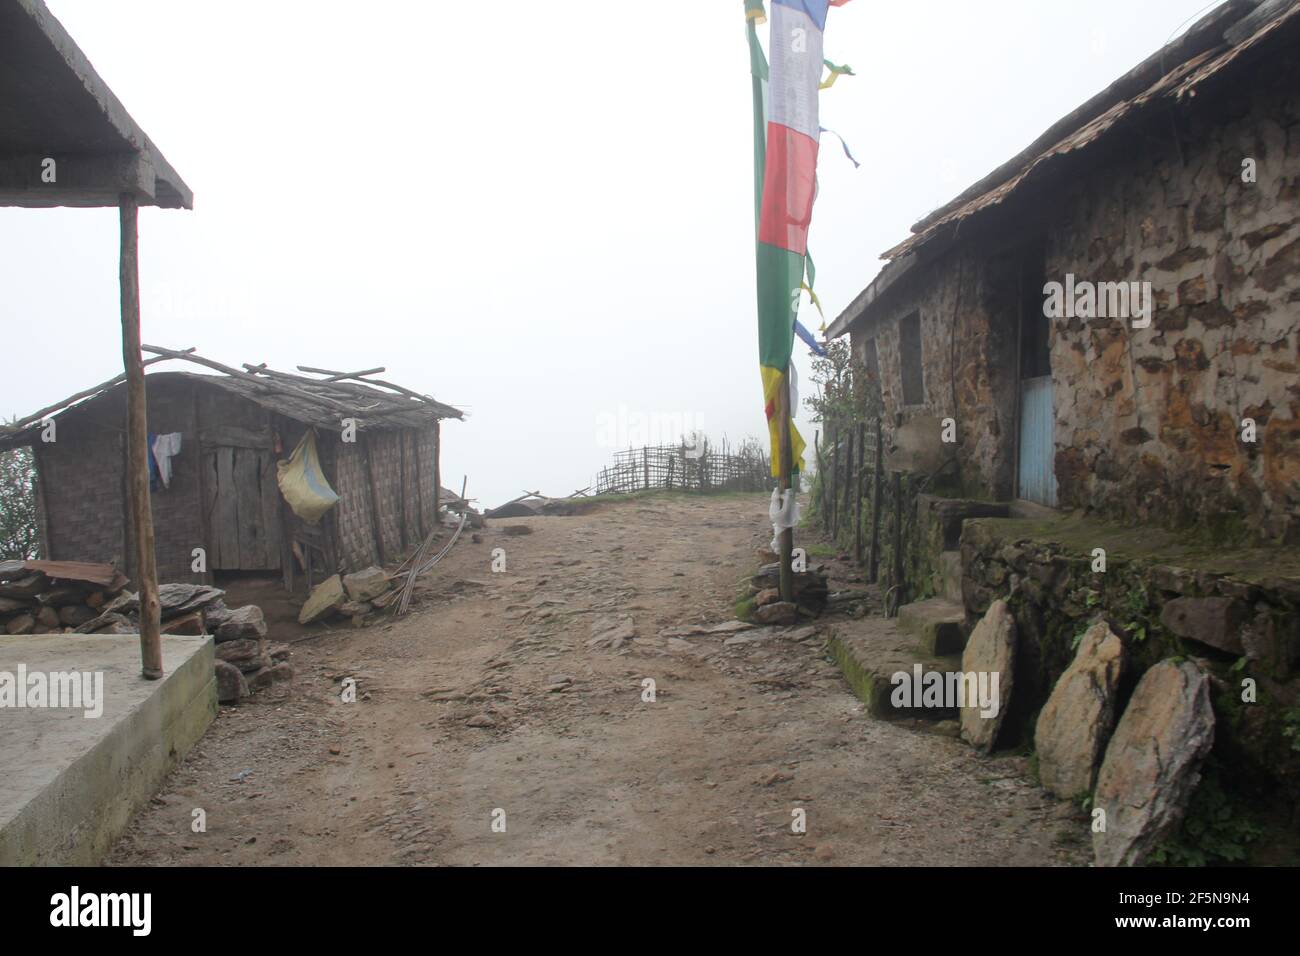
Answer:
899;311;925;406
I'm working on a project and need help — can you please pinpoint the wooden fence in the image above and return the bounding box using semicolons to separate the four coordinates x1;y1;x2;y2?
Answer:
594;441;771;495
813;415;898;589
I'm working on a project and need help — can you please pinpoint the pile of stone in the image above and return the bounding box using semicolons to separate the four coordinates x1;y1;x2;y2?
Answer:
1;562;288;706
298;566;395;626
82;581;289;706
0;559;131;635
743;562;829;625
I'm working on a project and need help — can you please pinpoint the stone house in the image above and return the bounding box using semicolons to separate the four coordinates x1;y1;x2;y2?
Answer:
827;0;1300;546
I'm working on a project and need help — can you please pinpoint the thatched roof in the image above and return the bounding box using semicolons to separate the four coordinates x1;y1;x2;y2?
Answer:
0;348;463;451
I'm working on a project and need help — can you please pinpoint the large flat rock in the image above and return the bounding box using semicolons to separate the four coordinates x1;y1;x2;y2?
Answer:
959;599;1015;752
1092;659;1214;867
1035;620;1125;798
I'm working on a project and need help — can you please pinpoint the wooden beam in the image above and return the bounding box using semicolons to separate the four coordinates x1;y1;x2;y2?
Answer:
0;153;156;209
120;194;162;679
0;351;186;435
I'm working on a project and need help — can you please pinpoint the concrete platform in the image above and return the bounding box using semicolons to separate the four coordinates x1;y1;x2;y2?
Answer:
0;633;216;865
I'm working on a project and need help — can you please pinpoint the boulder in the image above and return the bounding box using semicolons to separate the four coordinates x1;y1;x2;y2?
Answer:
58;605;98;628
35;606;61;629
161;611;205;635
338;601;373;618
37;586;94;607
157;583;225;619
214;605;267;642
202;600;233;630
1159;597;1246;655
215;638;264;668
268;642;292;662
1035;620;1125;797
214;660;249;704
0;574;47;600
1092;660;1215;867
0;597;29;614
959;598;1016;753
5;613;35;635
753;601;799;625
343;566;390;603
299;575;347;624
246;666;276;691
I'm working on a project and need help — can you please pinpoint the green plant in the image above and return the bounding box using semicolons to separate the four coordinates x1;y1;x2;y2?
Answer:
1282;707;1300;755
1149;769;1263;866
0;443;40;561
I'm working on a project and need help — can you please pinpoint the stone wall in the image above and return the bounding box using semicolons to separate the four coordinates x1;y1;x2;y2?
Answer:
844;51;1300;544
961;516;1300;801
1048;54;1300;544
849;244;1021;502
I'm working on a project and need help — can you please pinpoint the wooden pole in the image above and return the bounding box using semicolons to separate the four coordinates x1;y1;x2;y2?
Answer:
777;367;794;603
854;420;865;564
120;195;162;680
869;416;883;583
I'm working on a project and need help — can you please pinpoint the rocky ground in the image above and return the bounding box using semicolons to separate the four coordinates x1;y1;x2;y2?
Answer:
106;492;1089;866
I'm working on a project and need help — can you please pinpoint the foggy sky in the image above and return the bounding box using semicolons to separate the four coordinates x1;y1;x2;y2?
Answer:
0;0;1215;509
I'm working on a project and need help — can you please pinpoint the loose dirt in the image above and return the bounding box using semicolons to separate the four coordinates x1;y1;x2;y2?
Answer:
106;492;1088;866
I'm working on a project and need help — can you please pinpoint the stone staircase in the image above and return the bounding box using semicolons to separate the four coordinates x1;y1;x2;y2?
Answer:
826;548;969;721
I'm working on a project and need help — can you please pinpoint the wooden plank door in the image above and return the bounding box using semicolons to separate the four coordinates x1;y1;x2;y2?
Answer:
203;445;282;570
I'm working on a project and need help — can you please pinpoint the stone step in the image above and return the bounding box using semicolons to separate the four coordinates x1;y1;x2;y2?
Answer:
937;550;963;605
826;617;963;720
897;597;966;655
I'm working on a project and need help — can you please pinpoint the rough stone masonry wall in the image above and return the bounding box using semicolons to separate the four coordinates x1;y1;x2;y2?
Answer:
1048;56;1300;544
849;244;1020;501
961;517;1300;803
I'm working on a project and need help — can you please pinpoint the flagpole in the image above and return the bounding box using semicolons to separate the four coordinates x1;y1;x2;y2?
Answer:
777;364;794;602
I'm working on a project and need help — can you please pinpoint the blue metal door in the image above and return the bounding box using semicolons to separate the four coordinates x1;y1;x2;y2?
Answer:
1018;376;1058;506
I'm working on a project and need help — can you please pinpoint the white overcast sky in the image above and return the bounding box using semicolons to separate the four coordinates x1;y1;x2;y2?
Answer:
2;0;1216;508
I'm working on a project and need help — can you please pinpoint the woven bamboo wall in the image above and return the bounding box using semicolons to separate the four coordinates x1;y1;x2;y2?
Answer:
366;430;406;565
417;426;437;535
333;437;380;571
400;429;421;545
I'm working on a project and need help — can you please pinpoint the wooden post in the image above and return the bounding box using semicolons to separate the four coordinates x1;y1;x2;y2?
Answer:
120;194;162;680
842;428;855;537
777;367;794;603
892;470;904;600
854;420;865;564
829;424;839;538
869;416;883;583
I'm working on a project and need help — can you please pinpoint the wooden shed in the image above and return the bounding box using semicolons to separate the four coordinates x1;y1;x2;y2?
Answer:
0;353;464;590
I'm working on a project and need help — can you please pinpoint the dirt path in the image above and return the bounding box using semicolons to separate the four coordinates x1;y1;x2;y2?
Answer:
106;493;1088;866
